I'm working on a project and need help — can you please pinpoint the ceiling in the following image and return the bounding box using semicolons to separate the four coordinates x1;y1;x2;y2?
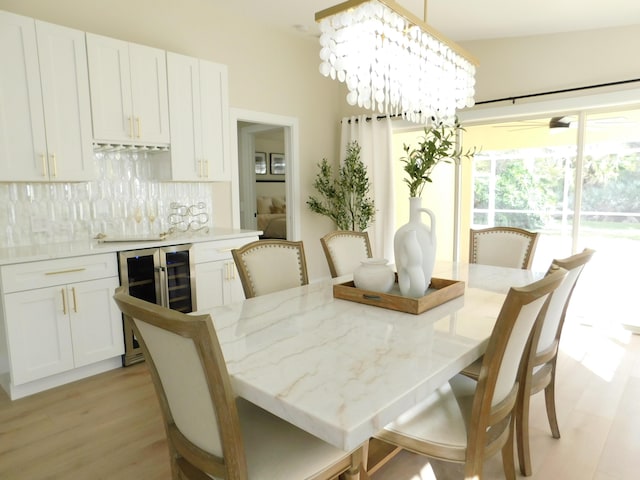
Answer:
222;0;640;42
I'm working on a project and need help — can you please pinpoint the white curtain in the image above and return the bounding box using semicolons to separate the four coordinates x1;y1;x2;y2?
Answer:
340;115;395;261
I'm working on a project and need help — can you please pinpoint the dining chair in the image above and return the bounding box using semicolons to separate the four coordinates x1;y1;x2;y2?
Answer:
460;248;595;476
514;248;595;475
231;239;309;298
470;227;540;269
373;267;567;480
113;287;370;480
320;230;373;278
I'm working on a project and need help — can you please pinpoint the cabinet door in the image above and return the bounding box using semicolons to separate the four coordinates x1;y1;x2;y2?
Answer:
36;20;94;181
86;32;133;143
167;52;204;181
227;261;246;304
0;11;48;181
4;286;74;385
194;260;228;311
69;277;123;367
200;61;230;180
129;43;170;144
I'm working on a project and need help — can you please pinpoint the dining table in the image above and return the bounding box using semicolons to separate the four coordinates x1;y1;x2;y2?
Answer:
197;260;543;472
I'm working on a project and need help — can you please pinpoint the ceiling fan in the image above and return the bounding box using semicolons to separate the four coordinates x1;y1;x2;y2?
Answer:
492;115;631;132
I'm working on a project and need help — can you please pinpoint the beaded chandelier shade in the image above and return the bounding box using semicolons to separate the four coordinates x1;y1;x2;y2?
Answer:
315;0;478;124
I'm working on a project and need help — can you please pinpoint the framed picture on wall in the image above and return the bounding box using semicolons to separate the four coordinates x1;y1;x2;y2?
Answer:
270;153;285;175
255;152;267;175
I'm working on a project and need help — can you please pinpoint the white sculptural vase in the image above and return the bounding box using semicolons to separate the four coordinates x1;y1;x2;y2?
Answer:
393;197;437;298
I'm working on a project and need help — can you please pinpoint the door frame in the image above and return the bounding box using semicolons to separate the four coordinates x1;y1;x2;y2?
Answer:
229;109;300;240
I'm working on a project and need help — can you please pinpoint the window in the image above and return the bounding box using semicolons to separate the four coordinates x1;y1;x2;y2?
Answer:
465;107;640;328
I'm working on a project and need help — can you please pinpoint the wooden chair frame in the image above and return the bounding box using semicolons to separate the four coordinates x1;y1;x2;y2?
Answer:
114;287;247;479
375;268;567;480
231;239;309;299
470;227;540;269
515;248;595;475
320;230;373;278
113;287;369;480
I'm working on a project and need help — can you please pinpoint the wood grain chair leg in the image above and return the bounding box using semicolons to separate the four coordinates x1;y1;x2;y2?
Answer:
545;366;561;439
502;420;517;480
516;388;533;476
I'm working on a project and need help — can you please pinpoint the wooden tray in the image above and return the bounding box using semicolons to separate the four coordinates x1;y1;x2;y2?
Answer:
333;275;465;315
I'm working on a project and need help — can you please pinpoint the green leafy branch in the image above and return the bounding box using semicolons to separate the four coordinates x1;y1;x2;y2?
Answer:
307;141;375;231
401;120;476;198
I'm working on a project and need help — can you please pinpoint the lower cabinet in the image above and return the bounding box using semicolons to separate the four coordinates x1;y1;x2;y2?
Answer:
3;277;122;385
0;253;123;396
195;259;244;311
193;237;258;311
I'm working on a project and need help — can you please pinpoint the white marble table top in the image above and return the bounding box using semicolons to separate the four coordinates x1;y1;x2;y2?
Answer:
200;261;542;451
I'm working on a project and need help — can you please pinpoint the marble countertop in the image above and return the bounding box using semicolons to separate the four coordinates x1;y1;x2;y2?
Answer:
0;227;261;266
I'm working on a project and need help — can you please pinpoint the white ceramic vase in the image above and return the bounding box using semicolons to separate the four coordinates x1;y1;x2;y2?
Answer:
353;258;395;293
393;197;437;297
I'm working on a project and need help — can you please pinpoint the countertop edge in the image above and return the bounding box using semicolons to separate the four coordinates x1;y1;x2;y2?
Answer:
0;228;262;266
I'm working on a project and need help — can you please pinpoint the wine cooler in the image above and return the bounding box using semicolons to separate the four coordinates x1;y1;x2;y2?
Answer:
118;244;196;365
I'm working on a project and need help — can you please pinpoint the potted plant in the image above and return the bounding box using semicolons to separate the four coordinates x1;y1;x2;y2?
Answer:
307;141;375;232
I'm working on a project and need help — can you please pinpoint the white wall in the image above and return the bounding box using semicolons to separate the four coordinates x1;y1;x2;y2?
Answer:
460;25;640;104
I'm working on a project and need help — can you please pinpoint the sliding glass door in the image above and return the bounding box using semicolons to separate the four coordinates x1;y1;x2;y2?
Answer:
464;107;640;328
574;109;640;328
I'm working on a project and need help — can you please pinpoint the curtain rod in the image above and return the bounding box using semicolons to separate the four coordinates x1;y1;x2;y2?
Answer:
344;77;640;123
476;78;640;105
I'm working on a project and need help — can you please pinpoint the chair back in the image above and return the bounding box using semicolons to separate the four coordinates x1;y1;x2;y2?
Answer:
320;230;373;278
232;239;309;298
470;227;539;269
535;248;595;358
113;287;247;479
465;267;567;464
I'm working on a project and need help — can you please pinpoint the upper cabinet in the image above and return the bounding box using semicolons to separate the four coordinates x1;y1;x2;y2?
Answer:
86;33;170;145
167;52;230;181
0;11;94;182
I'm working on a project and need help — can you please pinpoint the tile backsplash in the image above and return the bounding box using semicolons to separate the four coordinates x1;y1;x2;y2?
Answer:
0;150;214;248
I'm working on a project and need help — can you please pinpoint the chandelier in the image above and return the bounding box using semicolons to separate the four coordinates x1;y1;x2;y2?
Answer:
315;0;478;124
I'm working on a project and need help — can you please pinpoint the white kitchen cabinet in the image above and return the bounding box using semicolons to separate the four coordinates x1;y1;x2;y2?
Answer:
193;237;257;311
167;52;230;181
86;32;170;145
195;259;244;311
0;254;123;394
0;11;93;181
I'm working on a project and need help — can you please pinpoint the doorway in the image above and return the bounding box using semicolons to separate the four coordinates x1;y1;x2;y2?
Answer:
229;109;300;240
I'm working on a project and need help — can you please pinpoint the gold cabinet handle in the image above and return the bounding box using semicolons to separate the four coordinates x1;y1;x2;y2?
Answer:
41;154;47;177
230;262;236;280
61;288;67;315
45;267;87;276
51;153;57;178
203;159;209;178
128;116;134;138
72;287;78;313
136;117;141;138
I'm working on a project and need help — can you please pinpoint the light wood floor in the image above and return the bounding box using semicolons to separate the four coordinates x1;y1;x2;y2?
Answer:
1;319;639;479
